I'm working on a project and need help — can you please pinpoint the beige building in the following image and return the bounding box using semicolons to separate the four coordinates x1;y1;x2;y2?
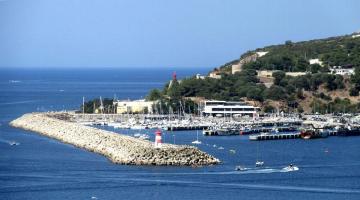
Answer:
208;71;222;79
114;99;156;114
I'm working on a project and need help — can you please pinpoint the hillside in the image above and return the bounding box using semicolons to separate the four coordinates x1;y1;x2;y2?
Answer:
148;32;360;114
219;33;360;72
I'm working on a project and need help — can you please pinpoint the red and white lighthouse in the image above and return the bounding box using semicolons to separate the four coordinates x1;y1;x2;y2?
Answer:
154;129;162;148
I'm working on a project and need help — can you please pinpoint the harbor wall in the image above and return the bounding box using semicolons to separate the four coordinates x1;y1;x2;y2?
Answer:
10;113;220;166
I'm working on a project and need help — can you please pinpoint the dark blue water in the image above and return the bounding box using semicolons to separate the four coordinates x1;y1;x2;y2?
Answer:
1;68;360;200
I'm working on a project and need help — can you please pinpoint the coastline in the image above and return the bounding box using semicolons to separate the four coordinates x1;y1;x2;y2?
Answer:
9;112;220;166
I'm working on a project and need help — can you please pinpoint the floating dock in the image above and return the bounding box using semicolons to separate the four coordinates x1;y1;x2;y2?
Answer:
167;125;209;131
249;132;301;141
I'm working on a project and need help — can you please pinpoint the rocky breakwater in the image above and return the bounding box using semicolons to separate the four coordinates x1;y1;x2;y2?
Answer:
10;113;220;166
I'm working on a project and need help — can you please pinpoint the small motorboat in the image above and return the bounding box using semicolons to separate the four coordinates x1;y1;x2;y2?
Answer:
282;164;299;171
133;133;141;138
9;141;20;146
235;165;248;171
191;140;202;144
229;149;236;154
139;134;150;140
255;161;264;167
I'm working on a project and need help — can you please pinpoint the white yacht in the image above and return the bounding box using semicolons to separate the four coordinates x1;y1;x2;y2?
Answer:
255;161;264;167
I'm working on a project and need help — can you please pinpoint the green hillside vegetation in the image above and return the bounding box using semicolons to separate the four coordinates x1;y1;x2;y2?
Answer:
149;33;360;114
221;34;360;72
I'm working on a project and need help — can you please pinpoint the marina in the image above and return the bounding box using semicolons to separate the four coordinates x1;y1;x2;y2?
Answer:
67;111;360;142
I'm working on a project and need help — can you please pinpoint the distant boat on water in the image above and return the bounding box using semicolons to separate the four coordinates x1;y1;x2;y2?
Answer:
191;130;202;144
9;80;21;83
255;161;264;167
282;164;299;171
9;141;20;146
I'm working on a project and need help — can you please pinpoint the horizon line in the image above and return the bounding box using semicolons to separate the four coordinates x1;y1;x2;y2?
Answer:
0;66;213;70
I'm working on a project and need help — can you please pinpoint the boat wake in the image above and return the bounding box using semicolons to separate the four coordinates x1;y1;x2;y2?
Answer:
103;178;360;195
0;100;40;106
234;167;298;174
118;166;298;176
0;139;20;146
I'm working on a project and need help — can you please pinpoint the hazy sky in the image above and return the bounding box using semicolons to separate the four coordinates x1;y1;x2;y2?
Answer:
1;0;360;68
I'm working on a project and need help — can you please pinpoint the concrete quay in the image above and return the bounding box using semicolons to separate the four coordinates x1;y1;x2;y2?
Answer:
10;113;220;166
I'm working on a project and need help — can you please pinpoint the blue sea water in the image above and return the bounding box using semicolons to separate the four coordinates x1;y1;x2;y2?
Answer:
0;68;360;200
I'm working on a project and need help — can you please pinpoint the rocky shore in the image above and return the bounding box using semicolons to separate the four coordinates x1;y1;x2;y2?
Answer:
10;113;220;166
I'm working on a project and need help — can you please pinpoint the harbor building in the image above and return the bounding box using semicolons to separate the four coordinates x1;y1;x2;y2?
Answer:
200;100;260;117
114;99;156;114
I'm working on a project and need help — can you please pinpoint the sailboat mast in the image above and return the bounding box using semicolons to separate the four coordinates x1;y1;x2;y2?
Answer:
82;96;85;115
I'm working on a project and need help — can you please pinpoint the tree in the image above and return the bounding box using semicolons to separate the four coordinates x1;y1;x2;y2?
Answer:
272;71;286;85
285;85;296;94
351;67;360;90
146;89;162;101
168;80;181;100
246;87;264;102
285;40;293;46
265;86;287;100
309;64;321;73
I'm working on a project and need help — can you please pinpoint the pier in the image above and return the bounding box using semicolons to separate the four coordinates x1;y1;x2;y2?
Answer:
10;112;220;166
249;133;301;141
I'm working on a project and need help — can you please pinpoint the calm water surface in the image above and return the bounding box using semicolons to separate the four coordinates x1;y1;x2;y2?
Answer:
0;68;359;200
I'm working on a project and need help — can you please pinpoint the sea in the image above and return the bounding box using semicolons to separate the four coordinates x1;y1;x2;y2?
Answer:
0;68;360;200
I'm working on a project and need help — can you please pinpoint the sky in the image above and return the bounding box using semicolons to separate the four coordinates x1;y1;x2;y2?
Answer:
0;0;360;69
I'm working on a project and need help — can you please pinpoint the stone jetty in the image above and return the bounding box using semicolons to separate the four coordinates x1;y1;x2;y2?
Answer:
10;113;220;166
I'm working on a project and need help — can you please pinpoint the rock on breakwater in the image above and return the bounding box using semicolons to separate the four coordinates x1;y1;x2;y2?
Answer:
10;113;220;166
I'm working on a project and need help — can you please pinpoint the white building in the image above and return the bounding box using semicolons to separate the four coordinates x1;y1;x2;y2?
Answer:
309;58;323;66
196;74;205;80
114;99;156;114
352;34;360;38
200;100;259;117
329;66;354;76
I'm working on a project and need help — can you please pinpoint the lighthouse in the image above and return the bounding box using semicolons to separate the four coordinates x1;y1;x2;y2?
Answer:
154;130;162;148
